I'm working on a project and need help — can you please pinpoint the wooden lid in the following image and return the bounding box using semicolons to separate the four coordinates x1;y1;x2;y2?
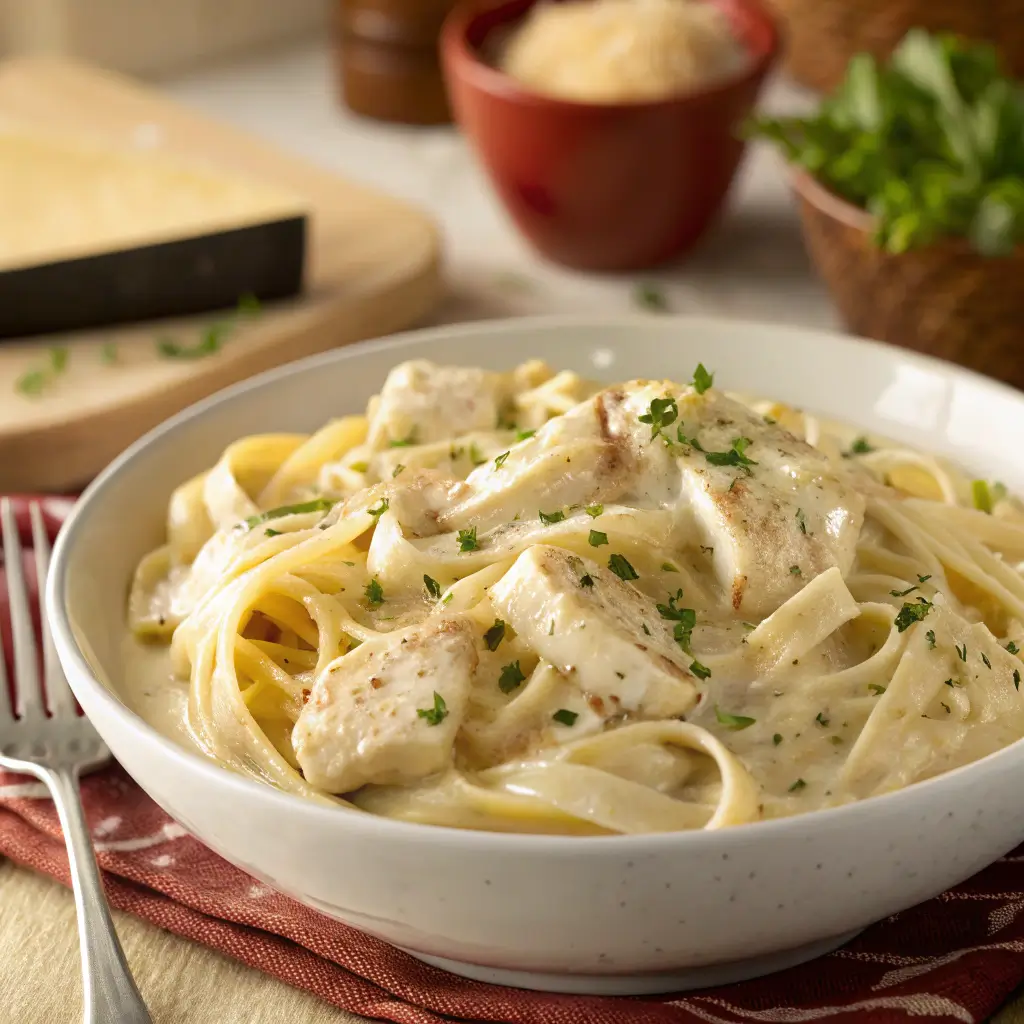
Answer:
336;34;453;125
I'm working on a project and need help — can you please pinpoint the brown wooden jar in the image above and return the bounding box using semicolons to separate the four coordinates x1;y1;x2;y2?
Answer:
335;0;458;124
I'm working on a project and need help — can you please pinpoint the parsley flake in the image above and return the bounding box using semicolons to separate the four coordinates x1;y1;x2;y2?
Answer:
608;554;639;581
484;620;507;651
690;659;711;680
498;661;526;694
815;712;830;727
926;630;937;649
364;578;384;608
972;479;994;514
715;706;755;730
849;437;874;455
389;429;419;448
891;585;919;597
265;528;282;537
869;683;887;695
589;530;609;547
691;363;714;394
1008;641;1020;655
1015;670;1021;691
469;443;487;466
417;692;448;726
244;498;335;529
367;497;390;518
638;396;678;439
662;562;679;572
423;575;441;599
457;527;479;552
790;565;802;575
982;652;992;669
539;509;566;525
552;709;579;727
789;778;807;793
956;642;967;662
585;504;604;518
516;429;536;442
579;573;595;588
392;464;405;478
494;451;510;470
918;574;932;583
634;281;667;311
773;733;783;745
894;598;932;632
705;436;758;469
796;507;807;534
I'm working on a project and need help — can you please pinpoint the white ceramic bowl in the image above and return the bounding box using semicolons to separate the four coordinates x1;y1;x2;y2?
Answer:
48;316;1024;995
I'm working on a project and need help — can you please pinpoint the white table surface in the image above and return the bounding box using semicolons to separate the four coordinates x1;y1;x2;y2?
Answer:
164;41;833;333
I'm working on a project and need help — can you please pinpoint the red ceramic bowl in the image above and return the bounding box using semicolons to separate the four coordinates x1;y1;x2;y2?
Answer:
441;0;779;271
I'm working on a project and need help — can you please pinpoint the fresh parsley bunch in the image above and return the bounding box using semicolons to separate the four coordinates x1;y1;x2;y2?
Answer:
748;29;1024;256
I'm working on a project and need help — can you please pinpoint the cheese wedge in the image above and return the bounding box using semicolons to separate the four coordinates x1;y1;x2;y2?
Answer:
0;127;307;337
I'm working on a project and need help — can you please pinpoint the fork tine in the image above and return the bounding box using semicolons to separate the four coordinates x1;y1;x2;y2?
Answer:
1;498;44;719
30;502;76;718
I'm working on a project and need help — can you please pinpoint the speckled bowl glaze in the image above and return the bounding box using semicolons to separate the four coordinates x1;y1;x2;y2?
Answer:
49;316;1024;994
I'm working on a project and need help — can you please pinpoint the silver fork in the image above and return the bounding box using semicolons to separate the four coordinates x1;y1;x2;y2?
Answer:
0;498;152;1024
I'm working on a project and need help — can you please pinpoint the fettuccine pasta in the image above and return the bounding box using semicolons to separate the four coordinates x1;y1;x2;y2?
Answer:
125;358;1024;835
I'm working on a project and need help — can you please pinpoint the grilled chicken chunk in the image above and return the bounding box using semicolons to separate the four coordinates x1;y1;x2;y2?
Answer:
489;545;699;719
293;616;478;792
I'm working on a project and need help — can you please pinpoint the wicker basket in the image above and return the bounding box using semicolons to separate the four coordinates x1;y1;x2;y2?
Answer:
793;171;1024;390
770;0;1024;92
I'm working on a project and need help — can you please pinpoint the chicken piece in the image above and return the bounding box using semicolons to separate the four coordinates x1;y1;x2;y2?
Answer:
440;381;681;532
366;360;507;449
674;389;865;618
292;617;478;792
489;545;699;718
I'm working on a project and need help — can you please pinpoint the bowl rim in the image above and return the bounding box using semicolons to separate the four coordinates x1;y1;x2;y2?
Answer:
46;312;1024;854
440;0;780;113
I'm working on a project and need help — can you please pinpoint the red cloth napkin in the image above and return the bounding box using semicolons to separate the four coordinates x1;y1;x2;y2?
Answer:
4;494;1024;1024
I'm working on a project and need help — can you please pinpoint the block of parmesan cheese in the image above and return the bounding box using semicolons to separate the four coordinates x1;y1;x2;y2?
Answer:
0;128;307;337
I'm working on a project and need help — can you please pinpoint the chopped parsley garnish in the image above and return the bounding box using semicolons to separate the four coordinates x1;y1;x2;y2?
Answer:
392;464;405;478
956;642;967;662
815;712;830;727
715;706;755;730
790;565;802;576
944;678;960;688
788;779;807;793
662;562;679;572
691;363;714;394
704;436;758;469
1008;641;1020;655
15;346;70;397
972;479;994;514
894;598;932;632
690;659;711;680
940;702;952;714
918;574;932;583
982;652;992;669
494;451;510;470
642;622;652;636
367;497;390;518
869;683;887;695
417;692;448;726
265;528;282;537
423;574;441;599
634;281;667;311
457;527;479;552
350;461;369;473
498;661;526;694
657;590;693;621
848;437;874;455
552;709;579;727
539;509;566;525
585;504;604;518
469;443;487;466
516;429;536;442
673;619;696;653
1015;670;1021;691
608;554;639;581
441;592;453;605
244;497;335;529
100;342;118;364
926;630;937;649
891;585;918;597
588;530;609;547
579;573;595;588
796;507;807;534
364;578;384;608
773;733;783;746
389;429;419;448
829;735;844;746
484;620;506;651
638;396;678;439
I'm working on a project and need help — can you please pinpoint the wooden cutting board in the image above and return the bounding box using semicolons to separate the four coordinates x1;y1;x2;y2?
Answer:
0;58;443;492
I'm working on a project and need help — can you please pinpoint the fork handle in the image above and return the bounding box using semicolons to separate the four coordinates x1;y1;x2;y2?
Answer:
43;766;153;1024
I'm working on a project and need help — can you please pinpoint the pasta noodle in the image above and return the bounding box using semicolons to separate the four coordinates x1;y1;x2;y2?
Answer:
125;358;1024;835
